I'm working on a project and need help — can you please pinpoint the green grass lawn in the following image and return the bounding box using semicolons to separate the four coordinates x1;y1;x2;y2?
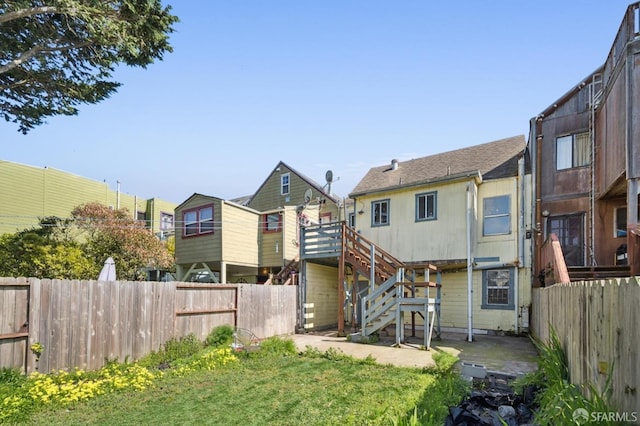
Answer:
3;335;467;425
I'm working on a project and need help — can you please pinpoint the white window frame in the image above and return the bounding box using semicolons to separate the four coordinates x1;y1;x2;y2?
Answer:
183;206;214;237
280;173;290;195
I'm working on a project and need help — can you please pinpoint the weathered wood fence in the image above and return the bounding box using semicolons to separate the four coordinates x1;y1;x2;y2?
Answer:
531;277;639;415
0;278;297;375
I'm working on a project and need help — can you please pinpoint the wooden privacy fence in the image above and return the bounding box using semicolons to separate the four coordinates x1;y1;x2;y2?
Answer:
0;278;297;375
531;277;639;415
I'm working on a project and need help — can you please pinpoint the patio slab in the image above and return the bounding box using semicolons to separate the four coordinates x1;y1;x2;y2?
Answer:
289;329;539;377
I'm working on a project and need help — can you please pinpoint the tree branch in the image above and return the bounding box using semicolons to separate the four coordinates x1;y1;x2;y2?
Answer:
0;44;43;74
0;39;94;75
0;6;58;25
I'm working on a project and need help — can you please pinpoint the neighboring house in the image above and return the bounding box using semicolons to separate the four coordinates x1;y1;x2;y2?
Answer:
174;161;342;284
0;160;176;238
530;2;640;283
346;136;531;336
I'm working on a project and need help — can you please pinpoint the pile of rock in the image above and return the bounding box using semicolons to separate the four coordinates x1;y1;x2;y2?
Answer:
445;366;540;426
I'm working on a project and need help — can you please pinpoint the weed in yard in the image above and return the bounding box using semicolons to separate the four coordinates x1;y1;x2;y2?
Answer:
138;333;204;369
525;327;620;425
256;336;297;356
205;324;234;348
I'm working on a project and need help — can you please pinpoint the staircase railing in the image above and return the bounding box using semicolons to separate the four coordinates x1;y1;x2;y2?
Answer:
629;225;640;276
342;223;404;283
361;269;403;337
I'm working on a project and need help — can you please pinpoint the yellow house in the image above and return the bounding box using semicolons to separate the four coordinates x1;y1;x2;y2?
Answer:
348;136;532;337
174;161;342;284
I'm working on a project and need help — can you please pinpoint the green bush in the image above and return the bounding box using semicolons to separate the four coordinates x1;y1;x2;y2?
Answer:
529;327;617;425
0;367;25;386
205;324;234;348
425;351;458;375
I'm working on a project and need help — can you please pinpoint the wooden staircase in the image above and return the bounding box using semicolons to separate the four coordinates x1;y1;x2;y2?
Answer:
300;222;441;349
264;256;299;285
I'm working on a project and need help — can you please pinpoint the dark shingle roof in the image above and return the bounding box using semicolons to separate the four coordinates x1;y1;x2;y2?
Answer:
350;135;526;196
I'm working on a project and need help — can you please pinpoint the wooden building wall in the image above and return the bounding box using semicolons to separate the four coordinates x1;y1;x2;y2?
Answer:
355;180;470;262
220;201;259;266
303;263;339;330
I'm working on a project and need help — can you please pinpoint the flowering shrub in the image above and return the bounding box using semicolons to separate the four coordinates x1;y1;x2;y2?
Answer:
172;347;238;376
0;347;237;423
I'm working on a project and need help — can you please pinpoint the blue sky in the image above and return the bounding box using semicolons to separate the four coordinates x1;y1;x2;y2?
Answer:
1;1;634;204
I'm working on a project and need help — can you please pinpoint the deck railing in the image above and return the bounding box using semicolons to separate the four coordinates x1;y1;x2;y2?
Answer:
539;233;570;286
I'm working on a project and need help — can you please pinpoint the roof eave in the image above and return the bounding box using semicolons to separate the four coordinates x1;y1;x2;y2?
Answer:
349;170;482;198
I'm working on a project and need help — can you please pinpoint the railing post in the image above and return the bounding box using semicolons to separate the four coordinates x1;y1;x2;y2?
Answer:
299;225;306;257
369;243;376;290
361;295;367;336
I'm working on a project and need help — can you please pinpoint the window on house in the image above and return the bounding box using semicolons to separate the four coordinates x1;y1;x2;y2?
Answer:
482;269;514;310
281;173;290;195
137;211;147;227
263;212;281;232
183;206;214;237
372;199;389;226
483;195;510;235
549;214;584;266
416;192;437;221
160;212;174;231
615;205;640;237
348;212;355;228
556;132;590;170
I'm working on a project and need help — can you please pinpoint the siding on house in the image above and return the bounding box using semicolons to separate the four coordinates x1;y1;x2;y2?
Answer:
0;161;175;236
248;162;341;221
283;207;303;261
174;195;222;265
438;269;531;332
476;178;521;264
260;215;285;268
221;201;259;266
304;263;339;329
353;179;472;262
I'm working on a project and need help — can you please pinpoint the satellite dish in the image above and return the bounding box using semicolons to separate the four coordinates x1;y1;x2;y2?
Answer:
325;170;334;183
304;188;313;204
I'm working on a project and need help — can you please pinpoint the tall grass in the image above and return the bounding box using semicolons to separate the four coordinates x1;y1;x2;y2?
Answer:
526;327;620;425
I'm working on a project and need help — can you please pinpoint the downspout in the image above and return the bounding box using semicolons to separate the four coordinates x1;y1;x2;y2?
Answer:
531;116;543;285
516;155;525;334
466;181;474;342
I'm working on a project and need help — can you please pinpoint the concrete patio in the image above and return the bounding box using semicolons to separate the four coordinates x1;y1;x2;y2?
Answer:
289;329;539;377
